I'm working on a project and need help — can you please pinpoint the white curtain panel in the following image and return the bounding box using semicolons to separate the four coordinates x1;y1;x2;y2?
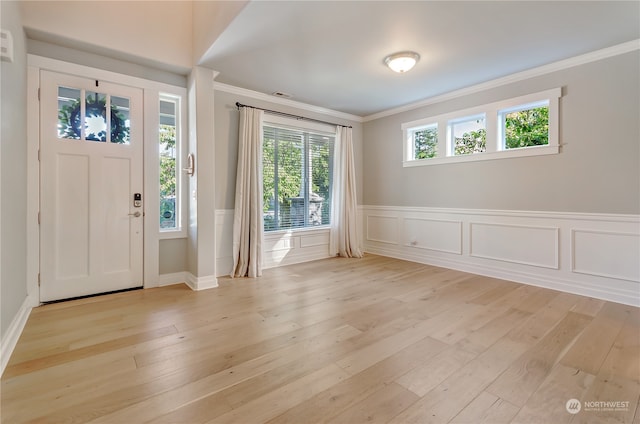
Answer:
330;126;363;258
231;107;264;277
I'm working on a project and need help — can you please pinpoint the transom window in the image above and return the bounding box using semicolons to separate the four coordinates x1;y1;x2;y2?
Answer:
500;101;549;150
263;124;334;232
411;123;438;159
450;114;486;156
402;88;561;166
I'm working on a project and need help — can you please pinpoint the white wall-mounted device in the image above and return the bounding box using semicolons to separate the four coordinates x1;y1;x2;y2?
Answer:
1;29;14;63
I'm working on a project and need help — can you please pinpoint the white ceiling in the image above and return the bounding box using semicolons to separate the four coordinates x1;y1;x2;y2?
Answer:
200;1;640;117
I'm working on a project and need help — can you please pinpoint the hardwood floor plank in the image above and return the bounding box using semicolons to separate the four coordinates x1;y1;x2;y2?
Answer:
455;307;532;356
559;302;630;375
268;335;443;424
1;255;636;424
395;344;477;397
148;391;233;424
506;292;583;346
575;310;640;424
84;325;361;424
326;382;419;424
3;324;177;379
133;315;301;368
450;391;520;424
570;296;606;317
388;335;532;424
205;364;350;424
511;364;595;424
336;323;448;375
486;311;593;407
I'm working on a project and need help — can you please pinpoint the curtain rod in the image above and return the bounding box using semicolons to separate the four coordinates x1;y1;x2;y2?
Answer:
235;102;352;129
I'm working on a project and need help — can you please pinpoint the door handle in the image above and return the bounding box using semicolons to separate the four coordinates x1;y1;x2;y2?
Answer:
183;153;195;176
128;211;141;218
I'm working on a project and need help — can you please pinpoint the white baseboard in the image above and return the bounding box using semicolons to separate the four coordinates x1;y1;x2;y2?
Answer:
362;205;640;307
365;244;639;307
184;273;218;291
157;272;190;287
1;294;35;377
159;272;218;291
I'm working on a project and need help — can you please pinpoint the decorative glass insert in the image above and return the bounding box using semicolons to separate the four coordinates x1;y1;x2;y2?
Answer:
84;91;107;142
111;96;131;145
159;98;178;230
57;86;130;144
413;124;438;159
451;115;486;155
502;102;549;149
58;86;82;140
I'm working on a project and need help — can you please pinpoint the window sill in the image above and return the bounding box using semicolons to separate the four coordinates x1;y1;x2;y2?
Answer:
159;228;187;240
403;144;560;167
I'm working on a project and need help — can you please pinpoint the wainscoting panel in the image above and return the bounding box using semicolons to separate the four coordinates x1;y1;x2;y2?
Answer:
470;222;559;269
300;232;330;248
366;215;398;245
215;210;333;276
362;205;640;306
572;229;640;282
402;217;462;254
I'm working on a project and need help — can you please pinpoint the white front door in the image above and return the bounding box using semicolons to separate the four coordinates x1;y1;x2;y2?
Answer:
40;70;144;302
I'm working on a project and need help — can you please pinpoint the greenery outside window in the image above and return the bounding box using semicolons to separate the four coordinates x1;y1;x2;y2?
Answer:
411;123;438;159
159;95;181;233
500;101;549;149
450;114;486;156
263;124;334;232
402;88;561;166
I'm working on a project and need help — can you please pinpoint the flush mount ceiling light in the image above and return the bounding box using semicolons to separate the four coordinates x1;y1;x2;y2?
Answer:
384;51;420;73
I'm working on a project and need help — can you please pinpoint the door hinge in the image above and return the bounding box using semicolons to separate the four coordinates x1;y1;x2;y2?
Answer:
38;212;40;225
38;273;41;286
37;149;40;161
37;87;40;101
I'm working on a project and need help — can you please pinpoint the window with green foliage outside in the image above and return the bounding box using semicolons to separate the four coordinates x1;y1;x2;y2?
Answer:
452;115;486;156
263;126;334;232
159;98;178;230
501;103;549;149
402;88;560;166
413;124;438;159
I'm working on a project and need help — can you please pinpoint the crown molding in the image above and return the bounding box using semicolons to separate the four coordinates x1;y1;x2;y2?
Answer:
213;82;364;123
214;40;639;123
363;39;640;122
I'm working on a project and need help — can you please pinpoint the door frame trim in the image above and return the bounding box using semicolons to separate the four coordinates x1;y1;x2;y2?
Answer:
27;55;187;303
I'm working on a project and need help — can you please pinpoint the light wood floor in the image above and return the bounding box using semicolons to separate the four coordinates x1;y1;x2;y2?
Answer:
2;255;639;423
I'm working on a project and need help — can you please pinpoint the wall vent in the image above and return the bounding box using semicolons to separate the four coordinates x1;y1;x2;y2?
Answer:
271;91;292;99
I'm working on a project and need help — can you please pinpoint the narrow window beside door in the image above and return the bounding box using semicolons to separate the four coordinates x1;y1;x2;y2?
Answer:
159;96;180;231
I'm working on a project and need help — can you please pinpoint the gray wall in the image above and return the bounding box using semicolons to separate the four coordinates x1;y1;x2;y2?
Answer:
214;89;364;210
363;52;640;214
159;238;188;275
1;0;28;338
